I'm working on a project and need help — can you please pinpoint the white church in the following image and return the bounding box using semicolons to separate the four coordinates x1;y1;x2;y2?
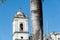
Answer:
12;9;29;40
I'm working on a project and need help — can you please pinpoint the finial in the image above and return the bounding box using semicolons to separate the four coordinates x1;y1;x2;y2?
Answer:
19;8;21;11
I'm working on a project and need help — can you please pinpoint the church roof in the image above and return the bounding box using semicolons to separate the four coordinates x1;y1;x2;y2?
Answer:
14;9;28;19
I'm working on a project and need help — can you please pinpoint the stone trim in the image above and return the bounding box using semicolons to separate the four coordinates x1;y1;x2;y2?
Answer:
12;31;29;36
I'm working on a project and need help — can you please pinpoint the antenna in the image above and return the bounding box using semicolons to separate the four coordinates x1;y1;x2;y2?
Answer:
46;20;49;35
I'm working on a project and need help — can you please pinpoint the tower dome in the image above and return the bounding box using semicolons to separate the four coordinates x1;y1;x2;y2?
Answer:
14;8;27;18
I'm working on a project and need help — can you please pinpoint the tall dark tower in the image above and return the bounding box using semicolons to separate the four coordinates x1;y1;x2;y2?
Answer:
30;0;43;40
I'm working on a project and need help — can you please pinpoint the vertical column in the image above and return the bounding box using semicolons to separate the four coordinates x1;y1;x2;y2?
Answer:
30;0;43;40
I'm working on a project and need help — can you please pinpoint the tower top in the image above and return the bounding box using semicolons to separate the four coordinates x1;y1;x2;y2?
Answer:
14;8;28;18
19;8;21;11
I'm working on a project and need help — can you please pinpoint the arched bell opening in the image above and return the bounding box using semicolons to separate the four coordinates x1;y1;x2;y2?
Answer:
20;23;23;32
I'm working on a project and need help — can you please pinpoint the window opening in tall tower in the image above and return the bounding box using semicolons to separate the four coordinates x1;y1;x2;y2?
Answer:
20;23;23;32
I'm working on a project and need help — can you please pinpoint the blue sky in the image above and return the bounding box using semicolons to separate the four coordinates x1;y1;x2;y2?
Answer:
0;0;60;40
43;0;60;35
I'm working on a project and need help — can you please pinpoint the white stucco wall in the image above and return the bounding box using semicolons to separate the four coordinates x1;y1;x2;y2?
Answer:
18;18;28;32
56;35;60;40
12;17;29;40
12;18;28;33
50;33;60;40
13;33;29;40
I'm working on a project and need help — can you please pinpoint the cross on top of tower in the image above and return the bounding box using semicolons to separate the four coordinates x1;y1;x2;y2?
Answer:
19;8;22;12
14;8;27;18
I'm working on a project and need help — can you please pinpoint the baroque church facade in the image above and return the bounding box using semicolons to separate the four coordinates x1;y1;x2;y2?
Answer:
12;10;29;40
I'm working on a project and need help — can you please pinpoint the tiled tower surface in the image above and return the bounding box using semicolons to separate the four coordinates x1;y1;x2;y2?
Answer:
30;0;43;40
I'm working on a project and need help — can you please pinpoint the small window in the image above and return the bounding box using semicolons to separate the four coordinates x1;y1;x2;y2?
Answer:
47;39;48;40
21;36;23;39
20;23;23;31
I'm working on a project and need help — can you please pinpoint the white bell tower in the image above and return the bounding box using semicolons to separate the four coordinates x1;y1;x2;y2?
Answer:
12;9;29;40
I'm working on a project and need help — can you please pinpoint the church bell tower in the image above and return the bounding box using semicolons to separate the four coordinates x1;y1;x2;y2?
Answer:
12;9;29;40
